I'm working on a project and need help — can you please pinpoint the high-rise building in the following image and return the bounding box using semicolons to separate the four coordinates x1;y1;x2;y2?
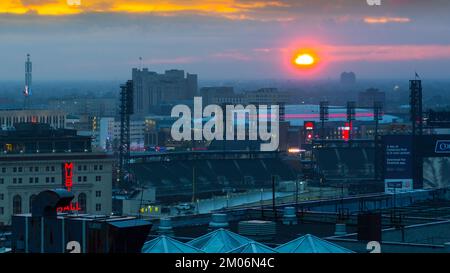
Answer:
340;72;356;85
132;68;198;115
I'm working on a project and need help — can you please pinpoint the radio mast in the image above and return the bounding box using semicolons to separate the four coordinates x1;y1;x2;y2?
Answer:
23;53;32;109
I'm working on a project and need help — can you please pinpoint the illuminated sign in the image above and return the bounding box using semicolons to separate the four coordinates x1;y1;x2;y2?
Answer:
341;122;352;141
304;121;314;130
435;140;450;153
57;202;81;213
57;162;81;212
64;163;74;191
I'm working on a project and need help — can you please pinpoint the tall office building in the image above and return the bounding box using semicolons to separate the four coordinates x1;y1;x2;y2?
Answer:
132;68;198;115
340;72;356;85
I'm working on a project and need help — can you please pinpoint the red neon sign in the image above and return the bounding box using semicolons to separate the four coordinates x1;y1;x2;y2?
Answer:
57;202;81;213
57;162;81;213
64;162;73;191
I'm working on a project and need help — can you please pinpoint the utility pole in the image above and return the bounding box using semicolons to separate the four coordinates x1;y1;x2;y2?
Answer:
192;165;196;203
272;175;277;218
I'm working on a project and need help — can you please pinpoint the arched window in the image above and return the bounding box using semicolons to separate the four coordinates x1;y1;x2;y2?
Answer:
29;194;37;213
13;195;22;214
78;193;87;213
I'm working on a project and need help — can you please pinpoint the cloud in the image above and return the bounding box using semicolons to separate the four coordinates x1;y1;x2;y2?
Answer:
20;0;58;6
364;17;411;24
211;51;252;61
138;57;198;65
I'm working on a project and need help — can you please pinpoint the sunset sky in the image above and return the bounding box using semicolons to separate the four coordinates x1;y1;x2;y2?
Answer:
1;0;450;80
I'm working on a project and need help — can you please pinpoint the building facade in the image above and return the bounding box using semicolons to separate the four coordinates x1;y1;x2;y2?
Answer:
132;68;198;115
0;123;113;225
0;109;66;129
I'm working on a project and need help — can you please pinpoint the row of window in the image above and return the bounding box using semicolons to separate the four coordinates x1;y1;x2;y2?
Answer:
3;164;104;173
2;176;101;184
78;164;103;172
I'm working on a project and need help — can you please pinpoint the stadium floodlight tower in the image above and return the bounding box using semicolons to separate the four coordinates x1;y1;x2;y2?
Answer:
373;101;384;182
319;101;329;145
346;101;356;145
118;80;134;189
23;54;32;109
409;77;423;189
410;79;423;136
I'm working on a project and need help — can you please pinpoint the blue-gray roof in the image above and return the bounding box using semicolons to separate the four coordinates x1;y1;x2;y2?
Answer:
275;234;354;253
187;228;252;253
142;235;204;253
228;241;278;253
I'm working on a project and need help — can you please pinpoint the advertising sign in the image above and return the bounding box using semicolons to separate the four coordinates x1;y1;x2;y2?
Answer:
383;135;414;193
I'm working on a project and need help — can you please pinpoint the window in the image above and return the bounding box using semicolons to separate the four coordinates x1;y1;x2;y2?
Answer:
46;177;50;183
77;176;82;182
1;167;5;173
29;167;33;172
51;177;55;183
0;207;3;215
94;165;98;171
78;193;87;213
95;176;102;182
29;177;33;183
0;178;3;184
95;204;101;211
83;165;87;171
13;195;21;214
18;178;22;184
51;166;55;172
83;176;87;182
13;167;17;173
95;191;101;197
0;194;3;200
78;165;82;171
18;167;22;172
99;165;103;171
13;178;17;184
46;166;50;172
34;167;38;172
34;177;39;183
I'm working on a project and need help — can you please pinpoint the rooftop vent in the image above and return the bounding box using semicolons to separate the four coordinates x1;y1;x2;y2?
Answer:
282;207;297;225
238;220;276;241
209;213;229;229
158;217;174;235
334;223;347;236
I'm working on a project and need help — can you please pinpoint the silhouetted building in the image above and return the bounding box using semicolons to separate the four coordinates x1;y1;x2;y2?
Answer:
340;72;356;85
132;68;198;115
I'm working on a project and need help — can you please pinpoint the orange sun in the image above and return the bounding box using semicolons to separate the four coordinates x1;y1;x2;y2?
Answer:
292;49;318;69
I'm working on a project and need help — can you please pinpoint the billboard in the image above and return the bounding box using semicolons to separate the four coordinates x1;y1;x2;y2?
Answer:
383;135;414;193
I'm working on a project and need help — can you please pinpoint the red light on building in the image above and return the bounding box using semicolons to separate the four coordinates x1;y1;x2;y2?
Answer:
57;202;81;213
341;122;352;141
57;162;81;213
64;162;73;191
304;121;314;130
